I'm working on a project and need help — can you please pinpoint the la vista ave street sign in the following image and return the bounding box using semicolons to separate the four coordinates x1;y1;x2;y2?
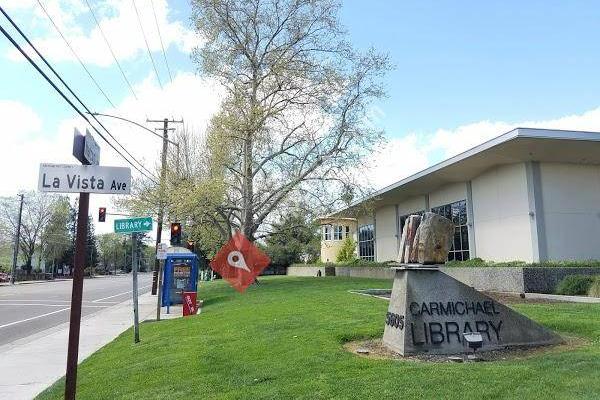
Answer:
114;217;153;234
38;163;131;194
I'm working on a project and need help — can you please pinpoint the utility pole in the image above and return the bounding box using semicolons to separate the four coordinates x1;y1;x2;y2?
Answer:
146;118;182;322
10;193;24;284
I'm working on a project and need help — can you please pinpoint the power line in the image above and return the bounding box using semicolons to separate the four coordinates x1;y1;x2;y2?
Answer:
150;0;173;84
35;0;116;109
132;0;163;90
83;0;140;102
0;7;158;184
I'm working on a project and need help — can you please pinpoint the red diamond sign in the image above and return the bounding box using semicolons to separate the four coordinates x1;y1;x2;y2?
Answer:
209;232;271;293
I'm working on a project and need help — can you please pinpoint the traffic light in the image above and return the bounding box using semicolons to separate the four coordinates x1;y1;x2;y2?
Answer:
186;240;195;252
170;223;182;246
98;207;106;222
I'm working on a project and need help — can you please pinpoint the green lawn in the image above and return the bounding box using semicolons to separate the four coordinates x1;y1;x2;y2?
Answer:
38;277;600;400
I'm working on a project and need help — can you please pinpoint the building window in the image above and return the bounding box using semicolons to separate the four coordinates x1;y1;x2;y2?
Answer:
398;210;425;236
345;225;350;238
323;225;332;241
358;224;375;261
431;200;469;261
334;225;344;240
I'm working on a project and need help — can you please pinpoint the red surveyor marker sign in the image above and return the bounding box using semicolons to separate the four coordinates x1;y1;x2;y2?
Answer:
209;232;271;293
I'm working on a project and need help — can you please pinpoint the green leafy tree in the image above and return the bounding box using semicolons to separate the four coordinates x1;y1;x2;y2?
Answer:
85;216;99;274
336;237;357;263
97;233;126;273
40;197;72;274
189;0;389;240
0;192;59;274
264;212;320;267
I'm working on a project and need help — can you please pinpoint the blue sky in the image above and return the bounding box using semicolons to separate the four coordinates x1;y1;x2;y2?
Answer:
342;0;600;134
2;0;600;210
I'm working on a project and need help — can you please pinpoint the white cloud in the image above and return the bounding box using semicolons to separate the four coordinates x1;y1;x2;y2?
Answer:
367;106;600;191
0;71;222;235
5;0;201;67
366;134;430;189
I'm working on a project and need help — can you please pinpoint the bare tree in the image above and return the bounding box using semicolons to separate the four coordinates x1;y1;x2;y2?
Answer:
191;0;390;240
0;192;59;274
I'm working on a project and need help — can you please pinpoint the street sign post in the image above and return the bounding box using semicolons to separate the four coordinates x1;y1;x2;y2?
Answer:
83;129;100;166
38;163;130;194
156;243;168;260
113;216;153;343
114;217;153;234
72;128;100;165
155;242;168;321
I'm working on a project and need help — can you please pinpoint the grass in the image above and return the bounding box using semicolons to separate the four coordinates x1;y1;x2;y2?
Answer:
38;277;600;400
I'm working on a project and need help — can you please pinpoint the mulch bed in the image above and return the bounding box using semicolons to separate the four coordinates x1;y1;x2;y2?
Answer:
344;336;587;363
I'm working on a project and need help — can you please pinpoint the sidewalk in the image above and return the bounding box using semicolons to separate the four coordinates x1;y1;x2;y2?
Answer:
0;292;157;400
524;292;600;303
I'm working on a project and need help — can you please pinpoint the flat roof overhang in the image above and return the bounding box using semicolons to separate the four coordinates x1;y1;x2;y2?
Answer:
335;128;600;214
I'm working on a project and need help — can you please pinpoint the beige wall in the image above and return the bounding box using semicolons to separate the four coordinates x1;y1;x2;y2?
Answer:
471;163;534;262
539;163;600;260
375;205;397;262
319;219;357;262
429;182;467;209
397;196;427;216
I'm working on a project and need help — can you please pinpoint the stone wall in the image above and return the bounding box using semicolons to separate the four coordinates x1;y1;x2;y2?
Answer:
334;266;396;279
286;265;600;293
523;267;600;293
439;267;525;292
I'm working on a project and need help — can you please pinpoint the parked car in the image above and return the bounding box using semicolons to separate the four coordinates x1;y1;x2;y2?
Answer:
0;272;10;282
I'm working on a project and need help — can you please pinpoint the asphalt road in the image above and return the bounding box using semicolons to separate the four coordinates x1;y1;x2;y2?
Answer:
0;273;153;346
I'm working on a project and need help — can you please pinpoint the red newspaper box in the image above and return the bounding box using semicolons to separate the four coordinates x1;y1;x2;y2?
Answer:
182;291;197;316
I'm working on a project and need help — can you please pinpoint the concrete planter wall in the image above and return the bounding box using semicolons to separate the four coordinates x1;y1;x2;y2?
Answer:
286;265;600;293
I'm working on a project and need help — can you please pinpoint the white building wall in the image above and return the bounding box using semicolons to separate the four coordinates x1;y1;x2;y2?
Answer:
375;205;398;261
429;182;467;209
397;196;427;216
471;163;534;262
357;214;374;227
539;163;600;260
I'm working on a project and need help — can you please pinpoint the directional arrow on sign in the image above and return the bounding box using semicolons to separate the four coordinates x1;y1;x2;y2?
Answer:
114;217;153;234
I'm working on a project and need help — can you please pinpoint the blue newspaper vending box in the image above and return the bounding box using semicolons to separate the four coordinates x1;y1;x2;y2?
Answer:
161;248;199;306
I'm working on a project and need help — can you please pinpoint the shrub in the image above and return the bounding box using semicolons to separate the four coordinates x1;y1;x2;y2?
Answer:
336;238;357;263
588;277;600;298
555;275;595;296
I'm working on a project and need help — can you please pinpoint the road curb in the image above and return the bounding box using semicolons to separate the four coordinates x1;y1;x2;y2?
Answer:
0;291;156;400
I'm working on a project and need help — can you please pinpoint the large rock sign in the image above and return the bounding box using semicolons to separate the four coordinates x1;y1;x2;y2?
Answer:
397;215;421;263
415;212;454;264
396;212;454;265
383;266;562;355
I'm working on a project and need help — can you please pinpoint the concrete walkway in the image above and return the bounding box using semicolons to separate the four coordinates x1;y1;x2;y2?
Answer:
0;292;157;400
524;292;600;303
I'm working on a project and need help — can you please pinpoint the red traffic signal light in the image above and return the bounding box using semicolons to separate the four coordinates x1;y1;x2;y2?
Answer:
98;207;106;222
170;223;182;246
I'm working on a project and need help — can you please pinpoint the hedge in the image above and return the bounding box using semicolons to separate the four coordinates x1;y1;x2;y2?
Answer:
555;275;595;295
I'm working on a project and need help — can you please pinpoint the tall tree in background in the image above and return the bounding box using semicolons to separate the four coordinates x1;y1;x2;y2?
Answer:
191;0;390;240
0;192;59;274
264;211;320;266
85;216;99;275
40;196;72;274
